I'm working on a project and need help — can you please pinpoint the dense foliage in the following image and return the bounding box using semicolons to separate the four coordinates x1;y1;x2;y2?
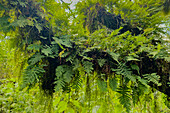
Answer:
0;0;170;112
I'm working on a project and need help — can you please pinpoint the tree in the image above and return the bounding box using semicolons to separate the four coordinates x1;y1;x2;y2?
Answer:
0;0;170;112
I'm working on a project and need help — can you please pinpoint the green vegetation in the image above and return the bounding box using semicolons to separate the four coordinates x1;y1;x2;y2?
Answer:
0;0;170;112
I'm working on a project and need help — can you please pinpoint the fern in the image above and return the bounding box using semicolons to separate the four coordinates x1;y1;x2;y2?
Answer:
109;78;117;91
132;86;139;106
137;76;149;87
51;44;59;55
97;59;106;67
54;65;74;91
28;53;44;65
54;78;65;91
21;65;45;89
106;50;120;63
117;86;131;113
27;44;41;51
53;35;72;48
97;79;107;92
143;73;161;85
83;61;93;74
130;64;140;74
71;73;82;91
41;46;52;56
112;63;137;82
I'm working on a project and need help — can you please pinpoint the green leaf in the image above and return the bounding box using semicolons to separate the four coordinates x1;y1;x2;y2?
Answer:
143;73;161;85
106;50;120;63
114;63;136;82
41;47;52;56
28;53;44;65
97;59;106;67
21;65;45;89
126;56;140;61
137;76;148;87
53;36;72;48
109;78;117;91
97;79;107;92
0;16;9;26
40;36;47;39
11;16;29;27
63;70;74;83
55;65;74;91
27;44;41;51
58;101;67;112
110;27;123;36
19;1;27;7
35;23;42;33
54;78;65;91
131;64;139;74
83;61;93;73
117;86;131;113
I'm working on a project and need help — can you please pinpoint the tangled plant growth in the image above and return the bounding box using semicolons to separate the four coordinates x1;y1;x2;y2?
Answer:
0;0;170;112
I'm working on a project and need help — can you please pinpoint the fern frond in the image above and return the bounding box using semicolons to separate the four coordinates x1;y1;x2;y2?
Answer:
143;73;161;85
112;63;137;82
72;73;82;91
27;44;41;51
97;79;107;92
117;86;131;113
97;58;106;67
109;78;117;91
132;86;139;106
54;78;65;92
54;65;75;91
21;65;45;89
83;61;93;74
28;53;44;65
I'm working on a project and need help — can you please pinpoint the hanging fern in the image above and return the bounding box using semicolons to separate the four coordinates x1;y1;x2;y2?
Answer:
1;0;170;112
117;86;131;113
21;64;46;89
143;73;161;85
28;53;45;65
109;78;118;91
97;79;107;92
83;61;94;74
54;65;74;91
112;63;137;82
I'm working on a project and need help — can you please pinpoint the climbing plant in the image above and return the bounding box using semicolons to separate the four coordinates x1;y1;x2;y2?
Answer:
0;0;170;112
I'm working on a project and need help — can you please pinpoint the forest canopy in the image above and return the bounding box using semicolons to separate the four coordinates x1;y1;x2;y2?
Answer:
0;0;170;112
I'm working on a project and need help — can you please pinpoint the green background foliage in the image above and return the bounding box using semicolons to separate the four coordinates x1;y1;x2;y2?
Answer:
0;0;170;112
